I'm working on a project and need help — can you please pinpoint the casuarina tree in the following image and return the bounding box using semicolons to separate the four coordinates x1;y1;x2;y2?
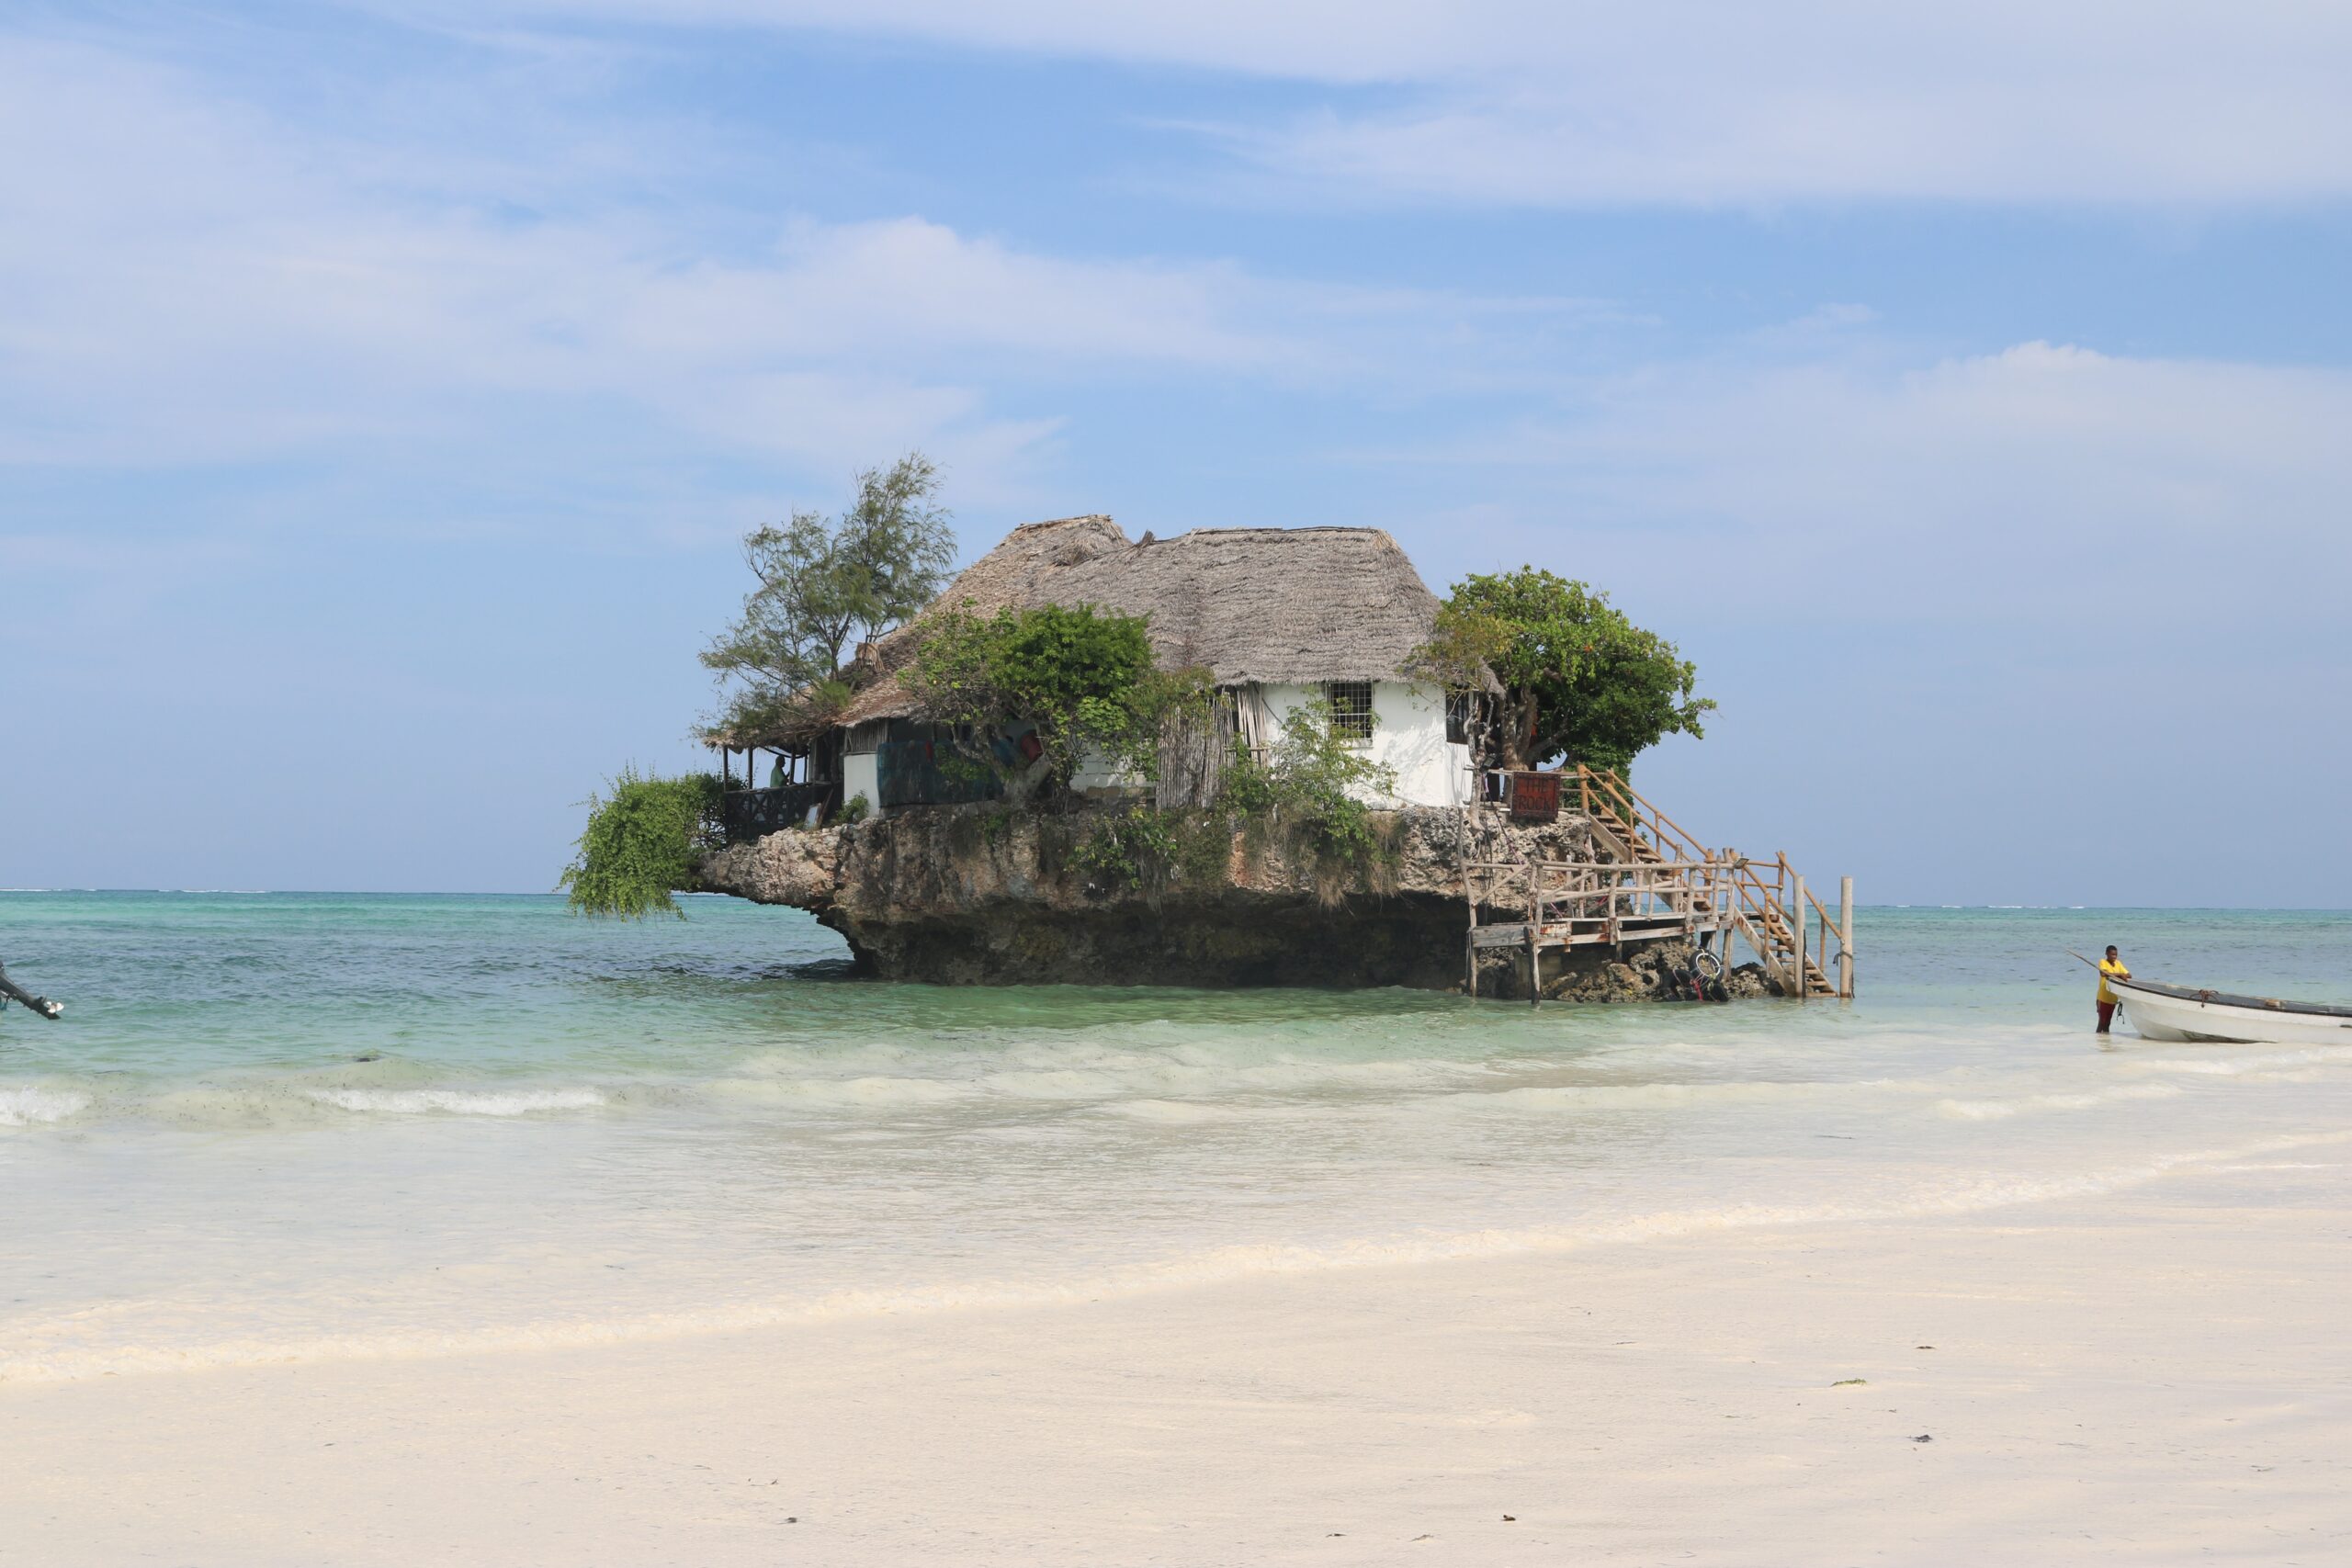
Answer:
700;453;956;741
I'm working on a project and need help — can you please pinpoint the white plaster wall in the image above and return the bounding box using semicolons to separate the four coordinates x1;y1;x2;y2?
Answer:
1259;681;1470;809
842;751;882;818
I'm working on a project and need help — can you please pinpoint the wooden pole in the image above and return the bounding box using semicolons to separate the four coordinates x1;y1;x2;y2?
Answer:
1838;875;1855;1000
1792;874;1807;999
1527;863;1543;1007
1462;856;1479;998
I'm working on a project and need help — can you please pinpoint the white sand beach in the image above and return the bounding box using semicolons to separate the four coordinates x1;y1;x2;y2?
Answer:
7;1141;2344;1566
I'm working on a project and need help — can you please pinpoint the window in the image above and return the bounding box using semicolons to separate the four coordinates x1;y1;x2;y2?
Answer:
1445;692;1473;746
1326;681;1374;744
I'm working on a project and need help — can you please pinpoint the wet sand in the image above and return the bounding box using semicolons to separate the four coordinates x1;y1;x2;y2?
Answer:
6;1150;2345;1565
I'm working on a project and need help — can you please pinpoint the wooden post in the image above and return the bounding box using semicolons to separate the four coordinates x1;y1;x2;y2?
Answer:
1527;863;1543;1007
1792;874;1807;999
1462;861;1480;998
1838;875;1855;1001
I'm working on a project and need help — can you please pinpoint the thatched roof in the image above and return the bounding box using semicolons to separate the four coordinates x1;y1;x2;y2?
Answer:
833;516;1452;727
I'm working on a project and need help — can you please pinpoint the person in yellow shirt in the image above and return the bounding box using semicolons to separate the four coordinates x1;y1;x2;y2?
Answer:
2095;945;2130;1034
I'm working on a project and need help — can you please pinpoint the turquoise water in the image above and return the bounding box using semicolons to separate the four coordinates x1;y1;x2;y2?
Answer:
4;894;2348;1382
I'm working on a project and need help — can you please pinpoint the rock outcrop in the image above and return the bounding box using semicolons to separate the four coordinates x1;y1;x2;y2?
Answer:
698;802;1721;998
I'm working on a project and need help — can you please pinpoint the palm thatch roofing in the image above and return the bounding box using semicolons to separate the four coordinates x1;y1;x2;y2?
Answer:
828;516;1454;728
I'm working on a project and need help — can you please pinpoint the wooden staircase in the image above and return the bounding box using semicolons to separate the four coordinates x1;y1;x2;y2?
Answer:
1570;765;1848;999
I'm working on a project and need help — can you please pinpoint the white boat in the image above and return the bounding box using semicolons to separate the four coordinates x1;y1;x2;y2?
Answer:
2112;974;2352;1045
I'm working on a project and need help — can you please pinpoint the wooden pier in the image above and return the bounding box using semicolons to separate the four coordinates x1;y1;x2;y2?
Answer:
1464;765;1854;1002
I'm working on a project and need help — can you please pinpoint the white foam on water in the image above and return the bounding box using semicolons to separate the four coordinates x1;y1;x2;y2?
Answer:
1936;1082;2186;1121
0;1087;91;1127
2123;1046;2352;1077
1452;1077;1908;1114
718;1040;1498;1115
700;1075;979;1109
976;1054;1486;1102
14;1127;2346;1387
303;1087;606;1116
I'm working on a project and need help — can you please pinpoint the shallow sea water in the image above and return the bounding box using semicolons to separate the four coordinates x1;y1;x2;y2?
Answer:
2;894;2347;1382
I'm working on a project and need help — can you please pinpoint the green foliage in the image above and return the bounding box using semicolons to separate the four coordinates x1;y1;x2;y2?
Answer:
1059;703;1398;904
1223;698;1398;886
560;768;724;919
1067;807;1233;899
1431;568;1713;773
1069;806;1181;893
907;602;1206;794
837;792;871;825
701;454;956;741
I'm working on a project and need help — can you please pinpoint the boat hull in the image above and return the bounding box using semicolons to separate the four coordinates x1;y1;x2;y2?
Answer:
2114;978;2352;1045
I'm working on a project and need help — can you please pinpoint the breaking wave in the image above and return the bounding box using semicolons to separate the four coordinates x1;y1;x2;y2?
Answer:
0;1086;91;1127
304;1087;607;1116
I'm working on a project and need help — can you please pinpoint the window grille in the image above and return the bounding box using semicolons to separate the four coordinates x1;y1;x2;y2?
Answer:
1326;681;1374;744
1445;692;1473;745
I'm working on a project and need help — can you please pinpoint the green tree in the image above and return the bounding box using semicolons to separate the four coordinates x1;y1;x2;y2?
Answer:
904;602;1205;797
1430;569;1713;775
701;453;956;740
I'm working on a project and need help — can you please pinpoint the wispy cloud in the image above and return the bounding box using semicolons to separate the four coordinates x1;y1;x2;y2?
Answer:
0;30;1607;501
431;1;2352;206
1375;336;2352;641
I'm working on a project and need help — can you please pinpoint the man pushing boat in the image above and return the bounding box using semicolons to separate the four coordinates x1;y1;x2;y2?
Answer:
2095;945;2130;1035
0;959;63;1021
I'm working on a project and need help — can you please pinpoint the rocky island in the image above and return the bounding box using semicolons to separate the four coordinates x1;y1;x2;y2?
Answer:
571;459;1841;1000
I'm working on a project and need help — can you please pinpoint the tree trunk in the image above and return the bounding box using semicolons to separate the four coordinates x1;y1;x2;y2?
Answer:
1498;689;1539;771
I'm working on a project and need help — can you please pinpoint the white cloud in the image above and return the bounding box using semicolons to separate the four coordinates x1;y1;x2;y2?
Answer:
469;0;2352;205
1390;337;2352;635
0;34;1602;496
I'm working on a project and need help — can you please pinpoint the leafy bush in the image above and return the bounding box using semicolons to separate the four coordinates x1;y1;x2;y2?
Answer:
907;602;1207;795
838;792;871;825
1066;701;1398;902
560;768;724;919
1069;806;1181;893
1224;698;1398;885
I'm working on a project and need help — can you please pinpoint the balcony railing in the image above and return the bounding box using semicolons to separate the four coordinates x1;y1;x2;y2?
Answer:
720;783;832;844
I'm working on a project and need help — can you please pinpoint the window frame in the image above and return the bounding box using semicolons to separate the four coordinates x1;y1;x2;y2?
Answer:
1444;691;1473;746
1325;680;1375;746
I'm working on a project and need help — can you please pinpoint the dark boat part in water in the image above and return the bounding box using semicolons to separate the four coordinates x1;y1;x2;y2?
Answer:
0;960;63;1020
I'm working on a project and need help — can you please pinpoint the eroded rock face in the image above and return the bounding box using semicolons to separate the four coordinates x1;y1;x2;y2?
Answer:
698;802;1711;997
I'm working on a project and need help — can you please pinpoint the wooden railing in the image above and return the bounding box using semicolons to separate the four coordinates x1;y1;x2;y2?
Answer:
1465;857;1737;940
1573;763;1712;865
1463;854;1748;999
1483;764;1855;1000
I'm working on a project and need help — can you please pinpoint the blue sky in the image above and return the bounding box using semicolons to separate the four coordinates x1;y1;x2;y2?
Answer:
6;2;2348;905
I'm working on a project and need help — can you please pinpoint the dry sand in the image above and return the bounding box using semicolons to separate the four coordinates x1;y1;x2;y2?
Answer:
5;1159;2346;1565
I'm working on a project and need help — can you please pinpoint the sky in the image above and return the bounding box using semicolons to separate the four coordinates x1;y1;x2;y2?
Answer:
5;1;2348;906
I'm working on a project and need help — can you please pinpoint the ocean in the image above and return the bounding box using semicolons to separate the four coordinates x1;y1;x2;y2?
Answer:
4;894;2348;1387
